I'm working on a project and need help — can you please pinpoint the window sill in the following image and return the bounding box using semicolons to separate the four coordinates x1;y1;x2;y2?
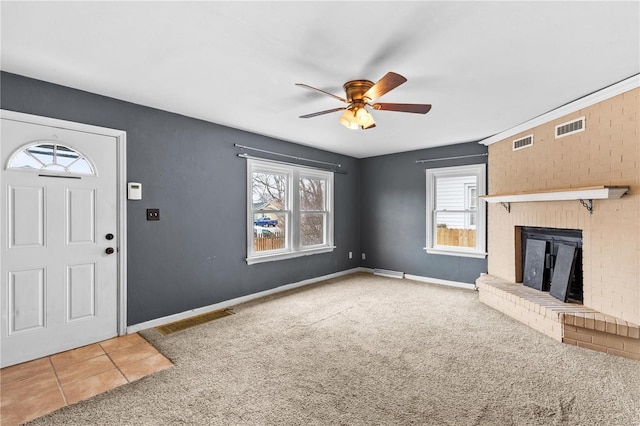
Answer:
424;247;487;259
246;246;336;265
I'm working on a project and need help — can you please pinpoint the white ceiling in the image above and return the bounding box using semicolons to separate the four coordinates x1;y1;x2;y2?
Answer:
2;1;639;158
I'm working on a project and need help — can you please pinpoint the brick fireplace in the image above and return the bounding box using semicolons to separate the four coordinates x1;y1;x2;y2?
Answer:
476;81;639;360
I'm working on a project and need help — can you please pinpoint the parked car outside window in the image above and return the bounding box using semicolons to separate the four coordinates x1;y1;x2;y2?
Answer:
254;216;278;227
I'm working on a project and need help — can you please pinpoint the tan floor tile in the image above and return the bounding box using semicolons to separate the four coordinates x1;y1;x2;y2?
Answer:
50;344;105;370
54;354;117;386
0;385;66;426
0;358;53;385
118;353;173;382
1;371;61;407
109;342;159;367
99;333;146;353
61;369;128;405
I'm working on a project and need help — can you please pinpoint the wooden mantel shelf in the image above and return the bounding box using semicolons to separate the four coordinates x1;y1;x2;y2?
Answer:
481;186;629;203
480;186;629;214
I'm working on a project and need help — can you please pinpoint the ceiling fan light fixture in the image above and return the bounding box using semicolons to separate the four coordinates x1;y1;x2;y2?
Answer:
360;117;376;130
355;106;375;128
339;109;359;130
355;106;368;125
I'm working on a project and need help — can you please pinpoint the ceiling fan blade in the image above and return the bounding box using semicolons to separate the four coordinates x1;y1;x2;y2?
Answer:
295;83;347;103
372;103;432;114
363;72;407;101
299;107;346;119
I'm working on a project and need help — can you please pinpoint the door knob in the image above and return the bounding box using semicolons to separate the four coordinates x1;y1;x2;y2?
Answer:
106;233;114;240
105;247;115;255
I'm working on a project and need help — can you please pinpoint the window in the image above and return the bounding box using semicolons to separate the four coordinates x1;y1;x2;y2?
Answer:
8;142;95;175
247;159;334;264
425;164;486;258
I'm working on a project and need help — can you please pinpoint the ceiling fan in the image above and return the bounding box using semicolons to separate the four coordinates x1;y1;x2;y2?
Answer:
296;72;431;130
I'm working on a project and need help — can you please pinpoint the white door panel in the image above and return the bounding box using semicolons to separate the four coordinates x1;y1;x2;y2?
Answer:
8;185;45;248
67;188;96;244
1;118;119;367
9;268;45;333
67;262;96;321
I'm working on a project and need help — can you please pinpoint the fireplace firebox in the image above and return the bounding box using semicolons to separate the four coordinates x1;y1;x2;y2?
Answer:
520;227;583;303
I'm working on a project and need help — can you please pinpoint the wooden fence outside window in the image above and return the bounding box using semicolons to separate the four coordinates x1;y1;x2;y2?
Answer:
254;236;285;251
436;227;476;248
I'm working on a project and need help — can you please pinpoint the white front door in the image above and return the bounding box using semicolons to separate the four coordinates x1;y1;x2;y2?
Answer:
1;117;119;367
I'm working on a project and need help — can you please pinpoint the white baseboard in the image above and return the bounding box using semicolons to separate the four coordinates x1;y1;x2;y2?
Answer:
359;268;475;290
126;267;363;334
403;274;476;290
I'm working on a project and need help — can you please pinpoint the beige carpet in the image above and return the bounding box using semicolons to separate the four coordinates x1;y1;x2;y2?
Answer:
29;273;640;425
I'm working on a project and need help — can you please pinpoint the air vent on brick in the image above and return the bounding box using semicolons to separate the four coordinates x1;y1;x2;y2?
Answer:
555;117;585;139
512;134;533;151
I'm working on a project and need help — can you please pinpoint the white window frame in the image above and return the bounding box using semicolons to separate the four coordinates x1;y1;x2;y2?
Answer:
246;159;334;265
425;164;486;258
464;183;477;229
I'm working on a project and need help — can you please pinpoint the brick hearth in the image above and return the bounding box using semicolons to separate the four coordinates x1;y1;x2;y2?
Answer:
477;275;640;361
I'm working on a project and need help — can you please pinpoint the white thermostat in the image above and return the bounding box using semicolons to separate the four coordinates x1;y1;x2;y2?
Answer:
128;182;142;200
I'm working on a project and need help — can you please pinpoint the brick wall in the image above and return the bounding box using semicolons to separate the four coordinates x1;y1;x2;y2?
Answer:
486;88;640;324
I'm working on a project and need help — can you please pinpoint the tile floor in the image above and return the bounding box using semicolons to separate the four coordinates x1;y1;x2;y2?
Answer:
0;333;172;426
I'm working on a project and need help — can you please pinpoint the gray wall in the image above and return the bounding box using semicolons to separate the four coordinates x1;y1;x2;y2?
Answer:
360;143;488;283
1;72;362;325
1;71;489;326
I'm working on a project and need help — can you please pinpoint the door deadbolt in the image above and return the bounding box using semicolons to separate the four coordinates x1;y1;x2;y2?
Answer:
105;247;115;255
106;233;114;240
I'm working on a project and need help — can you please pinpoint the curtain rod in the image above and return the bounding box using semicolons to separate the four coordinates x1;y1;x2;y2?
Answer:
234;143;342;168
237;153;347;174
415;153;488;163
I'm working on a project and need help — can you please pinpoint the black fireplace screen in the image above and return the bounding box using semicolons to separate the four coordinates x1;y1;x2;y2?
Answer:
521;227;583;303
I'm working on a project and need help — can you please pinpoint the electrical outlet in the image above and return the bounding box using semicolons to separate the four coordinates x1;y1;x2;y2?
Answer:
361;253;366;260
146;209;160;221
349;251;353;259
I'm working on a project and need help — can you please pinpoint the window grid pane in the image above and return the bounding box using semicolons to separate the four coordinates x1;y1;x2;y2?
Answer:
55;145;81;166
252;172;287;209
434;211;477;248
300;212;326;247
253;212;287;253
27;144;55;165
299;177;326;211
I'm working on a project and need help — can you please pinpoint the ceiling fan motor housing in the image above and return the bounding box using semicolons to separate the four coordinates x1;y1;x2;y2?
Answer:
343;80;374;103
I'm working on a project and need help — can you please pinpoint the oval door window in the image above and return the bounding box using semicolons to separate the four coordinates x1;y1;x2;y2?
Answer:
7;142;96;176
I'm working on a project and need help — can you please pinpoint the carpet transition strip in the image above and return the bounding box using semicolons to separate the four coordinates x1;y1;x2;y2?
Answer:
156;308;235;335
